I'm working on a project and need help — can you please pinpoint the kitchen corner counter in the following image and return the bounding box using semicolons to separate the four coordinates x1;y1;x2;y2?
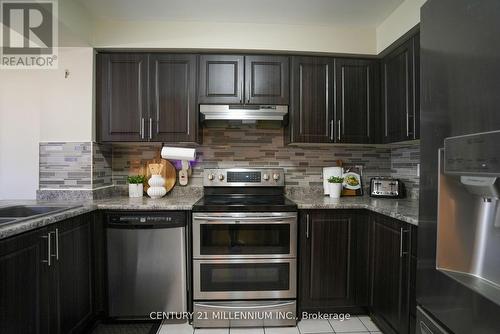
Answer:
0;202;97;240
0;194;202;240
287;195;419;226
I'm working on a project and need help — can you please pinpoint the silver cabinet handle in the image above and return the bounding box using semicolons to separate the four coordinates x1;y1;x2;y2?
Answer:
141;118;145;139
240;80;243;104
306;214;310;239
330;120;334;141
41;232;52;266
337;120;341;141
149;118;153;140
54;228;59;261
406;107;410;138
400;228;409;258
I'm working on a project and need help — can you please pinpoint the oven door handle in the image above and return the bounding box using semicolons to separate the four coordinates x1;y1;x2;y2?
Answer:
194;216;297;221
194;301;296;310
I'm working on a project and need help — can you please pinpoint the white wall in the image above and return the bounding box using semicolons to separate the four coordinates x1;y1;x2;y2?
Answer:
0;72;41;199
0;47;94;199
93;20;377;55
376;0;426;53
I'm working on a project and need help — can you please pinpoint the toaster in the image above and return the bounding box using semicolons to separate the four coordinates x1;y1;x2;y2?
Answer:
369;177;405;198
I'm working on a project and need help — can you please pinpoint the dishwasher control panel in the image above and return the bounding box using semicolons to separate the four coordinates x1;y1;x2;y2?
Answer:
106;211;186;227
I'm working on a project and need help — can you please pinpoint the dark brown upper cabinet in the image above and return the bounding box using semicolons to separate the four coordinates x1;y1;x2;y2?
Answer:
198;55;245;104
198;54;289;105
299;210;371;313
150;54;198;142
288;56;335;143
245;55;289;104
382;33;420;143
97;53;148;142
97;53;199;143
335;58;378;144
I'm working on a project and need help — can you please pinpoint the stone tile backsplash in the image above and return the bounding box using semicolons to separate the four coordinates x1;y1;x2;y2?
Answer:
113;127;392;190
390;143;420;198
39;142;113;190
39;142;92;189
38;128;421;199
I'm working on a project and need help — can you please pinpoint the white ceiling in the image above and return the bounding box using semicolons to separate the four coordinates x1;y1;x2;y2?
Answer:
76;0;404;27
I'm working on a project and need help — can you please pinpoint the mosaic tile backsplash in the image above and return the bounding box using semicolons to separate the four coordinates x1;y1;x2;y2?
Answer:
39;142;92;189
390;143;420;198
38;127;421;199
39;142;112;190
113;127;392;190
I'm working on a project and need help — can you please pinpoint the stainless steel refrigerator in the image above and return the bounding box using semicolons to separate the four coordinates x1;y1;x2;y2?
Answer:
417;0;500;333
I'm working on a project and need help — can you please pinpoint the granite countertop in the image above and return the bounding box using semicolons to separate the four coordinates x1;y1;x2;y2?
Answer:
0;201;97;240
287;194;419;225
0;193;418;240
94;195;202;211
0;194;202;240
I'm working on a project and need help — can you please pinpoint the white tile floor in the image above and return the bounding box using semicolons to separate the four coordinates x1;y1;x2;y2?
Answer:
157;316;382;334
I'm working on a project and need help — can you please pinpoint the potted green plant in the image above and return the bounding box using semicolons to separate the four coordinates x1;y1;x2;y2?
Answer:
127;175;146;198
327;176;344;198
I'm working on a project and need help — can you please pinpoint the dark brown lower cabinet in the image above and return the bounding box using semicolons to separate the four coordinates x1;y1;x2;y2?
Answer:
370;213;416;334
299;210;371;314
298;210;417;334
0;213;95;334
0;227;51;334
57;214;94;334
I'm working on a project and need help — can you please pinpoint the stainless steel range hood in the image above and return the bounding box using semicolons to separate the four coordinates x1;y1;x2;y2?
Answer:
200;104;288;122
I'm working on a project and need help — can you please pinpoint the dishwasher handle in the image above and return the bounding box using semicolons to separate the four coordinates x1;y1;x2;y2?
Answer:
106;221;185;229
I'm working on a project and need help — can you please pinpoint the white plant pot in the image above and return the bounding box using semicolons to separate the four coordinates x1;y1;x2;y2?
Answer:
128;183;143;198
147;174;167;199
328;183;342;198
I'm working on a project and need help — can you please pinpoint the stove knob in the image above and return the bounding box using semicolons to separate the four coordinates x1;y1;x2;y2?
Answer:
273;173;280;181
218;174;225;181
263;173;270;181
207;173;215;181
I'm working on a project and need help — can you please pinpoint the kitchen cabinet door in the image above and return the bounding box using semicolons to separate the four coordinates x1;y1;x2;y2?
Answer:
0;227;52;334
289;57;335;143
335;58;377;144
56;214;94;334
245;55;289;105
299;210;370;313
198;55;244;104
370;214;411;334
382;35;419;143
150;54;199;143
97;53;149;142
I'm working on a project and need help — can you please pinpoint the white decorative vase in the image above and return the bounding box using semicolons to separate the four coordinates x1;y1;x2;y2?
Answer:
128;183;143;198
328;183;342;199
147;174;167;199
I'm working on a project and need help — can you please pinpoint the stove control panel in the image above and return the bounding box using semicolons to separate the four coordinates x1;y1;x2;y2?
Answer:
203;168;285;187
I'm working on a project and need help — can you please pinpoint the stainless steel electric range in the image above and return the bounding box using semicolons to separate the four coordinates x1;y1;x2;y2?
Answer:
191;168;298;328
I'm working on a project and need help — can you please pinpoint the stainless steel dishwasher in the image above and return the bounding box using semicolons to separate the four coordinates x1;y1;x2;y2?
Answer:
106;211;187;319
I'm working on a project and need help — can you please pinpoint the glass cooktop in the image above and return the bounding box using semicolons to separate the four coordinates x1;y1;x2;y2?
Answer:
192;195;297;212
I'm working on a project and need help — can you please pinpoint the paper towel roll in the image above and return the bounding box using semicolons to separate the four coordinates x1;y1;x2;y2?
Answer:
161;146;196;161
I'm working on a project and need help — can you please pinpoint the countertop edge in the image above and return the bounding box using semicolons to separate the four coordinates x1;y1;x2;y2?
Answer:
0;198;418;240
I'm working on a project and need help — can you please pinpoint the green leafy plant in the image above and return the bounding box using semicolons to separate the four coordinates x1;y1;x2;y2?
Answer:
327;176;344;184
127;175;146;184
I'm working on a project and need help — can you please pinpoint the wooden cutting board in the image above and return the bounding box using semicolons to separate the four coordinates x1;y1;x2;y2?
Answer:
140;158;176;194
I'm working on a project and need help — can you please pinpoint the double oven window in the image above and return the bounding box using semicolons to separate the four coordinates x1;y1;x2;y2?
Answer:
199;223;291;256
193;213;297;300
